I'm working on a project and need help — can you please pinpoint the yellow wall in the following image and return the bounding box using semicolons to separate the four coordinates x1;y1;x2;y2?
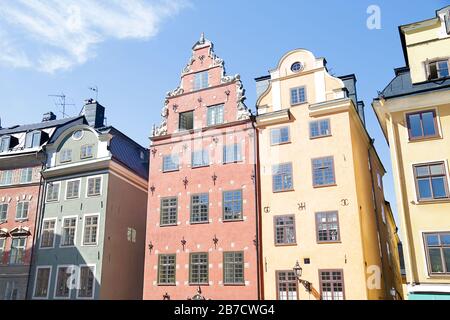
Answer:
257;49;399;300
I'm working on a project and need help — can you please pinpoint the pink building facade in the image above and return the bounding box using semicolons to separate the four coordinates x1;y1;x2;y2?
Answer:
143;35;260;300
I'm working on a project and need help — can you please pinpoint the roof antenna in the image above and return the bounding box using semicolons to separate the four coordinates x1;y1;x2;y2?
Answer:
89;86;99;101
48;93;75;118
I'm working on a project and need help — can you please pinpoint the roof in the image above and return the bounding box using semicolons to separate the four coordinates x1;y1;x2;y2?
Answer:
0;116;84;136
379;67;450;100
97;126;149;180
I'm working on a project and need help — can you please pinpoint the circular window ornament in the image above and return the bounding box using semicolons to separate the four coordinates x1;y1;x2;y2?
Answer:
72;130;84;140
291;62;304;73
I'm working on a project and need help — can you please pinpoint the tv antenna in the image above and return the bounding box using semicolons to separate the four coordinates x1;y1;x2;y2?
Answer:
89;86;99;100
48;93;76;118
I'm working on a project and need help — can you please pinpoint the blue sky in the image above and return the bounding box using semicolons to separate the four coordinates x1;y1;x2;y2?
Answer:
0;0;447;231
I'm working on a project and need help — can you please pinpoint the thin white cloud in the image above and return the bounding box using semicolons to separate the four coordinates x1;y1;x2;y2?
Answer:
0;0;188;73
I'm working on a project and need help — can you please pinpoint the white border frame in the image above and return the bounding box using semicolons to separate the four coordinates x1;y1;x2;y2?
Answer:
53;264;75;300
419;229;450;279
32;265;52;300
85;175;103;198
15;200;30;221
65;178;82;200
72;129;84;141
45;181;61;203
403;107;443;141
410;158;450;203
81;213;100;247
59;215;78;248
39;218;57;249
76;264;96;300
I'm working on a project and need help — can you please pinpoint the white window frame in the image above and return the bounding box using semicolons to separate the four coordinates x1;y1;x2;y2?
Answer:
76;264;96;300
85;175;103;198
60;149;73;163
53;264;75;300
46;182;61;203
381;203;386;225
81;213;100;247
0;237;6;263
32;265;52;300
15;201;30;221
65;178;82;200
80;144;94;159
40;218;57;249
9;236;27;265
59;216;78;248
0;170;13;186
20;168;33;184
0;203;8;222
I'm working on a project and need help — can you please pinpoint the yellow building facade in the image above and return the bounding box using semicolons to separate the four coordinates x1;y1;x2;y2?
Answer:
373;6;450;300
256;49;401;300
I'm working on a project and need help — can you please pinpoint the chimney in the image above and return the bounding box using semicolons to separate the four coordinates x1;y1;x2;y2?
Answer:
357;101;366;127
81;99;105;128
42;111;57;122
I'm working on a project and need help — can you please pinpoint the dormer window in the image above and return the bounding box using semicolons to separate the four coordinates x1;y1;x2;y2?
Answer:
0;136;10;152
193;71;208;91
25;131;41;149
291;62;304;73
428;60;449;80
60;149;72;163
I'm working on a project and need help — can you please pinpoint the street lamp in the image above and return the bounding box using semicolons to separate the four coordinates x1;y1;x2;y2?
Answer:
390;287;397;300
293;260;311;293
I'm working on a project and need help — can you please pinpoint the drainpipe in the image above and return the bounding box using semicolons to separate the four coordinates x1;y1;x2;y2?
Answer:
367;140;389;299
24;150;47;299
251;118;264;300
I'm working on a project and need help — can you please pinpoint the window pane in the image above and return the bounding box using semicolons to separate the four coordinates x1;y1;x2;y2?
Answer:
431;177;447;198
223;190;242;220
444;248;450;273
191;194;209;223
163;155;179;172
440;234;450;245
415;166;430;177
207;105;224;126
417;178;432;199
429;248;444;273
408;114;423;138
422;112;436;136
426;234;440;246
179;111;194;130
271;127;289;144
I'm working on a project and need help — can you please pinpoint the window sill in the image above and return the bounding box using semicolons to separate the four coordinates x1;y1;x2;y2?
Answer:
160;224;178;228
223;160;244;165
87;194;102;198
290;101;308;107
313;183;337;189
15;218;29;222
223;283;246;286
274;243;297;247
157;283;177;286
222;218;244;223
414;198;450;205
191;165;210;169
317;240;342;244
163;169;180;173
271;141;291;146
310;134;332;140
408;135;441;143
189;283;209;286
190;221;210;225
273;189;295;193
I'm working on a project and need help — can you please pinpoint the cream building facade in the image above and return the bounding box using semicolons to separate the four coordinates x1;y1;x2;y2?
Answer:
373;6;450;300
255;49;401;300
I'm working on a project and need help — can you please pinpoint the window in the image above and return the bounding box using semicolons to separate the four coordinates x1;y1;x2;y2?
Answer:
193;71;208;90
377;172;383;189
189;253;208;284
15;201;29;220
40;219;56;248
87;177;102;197
66;180;81;199
428;60;449;80
61;217;77;247
270;127;290;145
274;215;296;245
380;204;386;224
291;62;304;73
80;145;93;159
72;130;83;140
0;170;13;186
163;155;179;172
4;281;18;300
158;254;176;284
0;238;5;263
78;266;95;298
0;136;10;152
223;190;243;221
83;215;99;245
46;182;60;202
179;111;194;130
223;252;244;284
272;163;293;192
20;168;33;184
33;267;51;298
160;197;177;226
319;270;344;300
386;242;392;266
310;119;331;138
316;211;340;242
25;131;41;149
276;271;298;300
424;232;450;274
207;104;224;126
0;204;8;222
127;227;136;243
190;194;209;224
414;162;449;201
312;156;336;187
60;149;72;163
9;237;26;264
290;87;306;105
223;143;242;164
55;266;72;298
191;150;209;168
406;110;438;140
